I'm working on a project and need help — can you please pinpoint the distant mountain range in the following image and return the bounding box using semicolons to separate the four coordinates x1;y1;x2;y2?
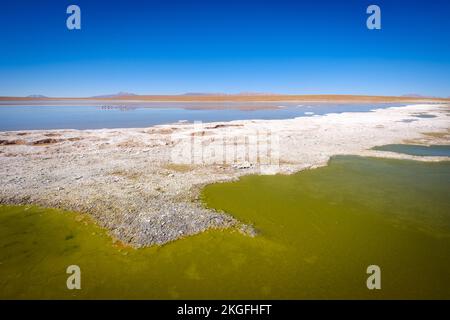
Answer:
180;92;279;96
401;93;438;98
90;92;137;98
15;91;450;99
26;94;48;98
180;92;226;96
90;91;280;98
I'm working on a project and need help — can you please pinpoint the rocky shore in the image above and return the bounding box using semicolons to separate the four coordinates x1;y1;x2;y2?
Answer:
0;104;449;247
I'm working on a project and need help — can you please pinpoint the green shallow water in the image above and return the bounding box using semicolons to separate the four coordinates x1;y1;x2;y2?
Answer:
1;156;450;299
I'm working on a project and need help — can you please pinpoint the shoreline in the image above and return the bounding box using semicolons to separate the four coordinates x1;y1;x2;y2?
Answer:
0;95;449;110
1;103;449;247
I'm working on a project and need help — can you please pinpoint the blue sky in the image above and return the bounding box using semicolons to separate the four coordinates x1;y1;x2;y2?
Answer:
1;0;449;97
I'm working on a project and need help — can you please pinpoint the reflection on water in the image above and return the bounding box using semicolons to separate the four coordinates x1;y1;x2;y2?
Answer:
0;103;403;131
1;156;449;299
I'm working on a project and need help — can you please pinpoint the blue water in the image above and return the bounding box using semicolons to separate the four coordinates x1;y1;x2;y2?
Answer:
373;144;450;157
412;113;437;118
0;102;403;131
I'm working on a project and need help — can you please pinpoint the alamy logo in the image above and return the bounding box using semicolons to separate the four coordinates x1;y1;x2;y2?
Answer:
170;122;280;174
366;5;381;30
66;5;81;30
66;265;81;290
366;265;381;290
65;5;380;31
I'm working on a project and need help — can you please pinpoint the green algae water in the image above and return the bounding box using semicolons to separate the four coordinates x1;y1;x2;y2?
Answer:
1;156;450;299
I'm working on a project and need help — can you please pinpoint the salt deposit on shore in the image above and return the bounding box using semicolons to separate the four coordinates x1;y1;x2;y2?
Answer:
0;104;449;247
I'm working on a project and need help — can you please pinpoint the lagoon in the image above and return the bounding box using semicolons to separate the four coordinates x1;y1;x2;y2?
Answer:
0;103;403;131
373;144;450;157
1;156;449;299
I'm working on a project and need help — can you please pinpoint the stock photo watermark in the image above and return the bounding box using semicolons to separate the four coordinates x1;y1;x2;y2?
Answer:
65;4;381;31
367;5;381;30
66;5;81;30
366;265;381;290
170;121;280;174
66;265;81;290
63;263;381;291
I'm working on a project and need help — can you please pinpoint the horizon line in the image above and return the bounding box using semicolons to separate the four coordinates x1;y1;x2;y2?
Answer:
1;93;449;103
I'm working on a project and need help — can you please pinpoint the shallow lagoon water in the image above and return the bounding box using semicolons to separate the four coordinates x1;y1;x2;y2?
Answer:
1;156;449;299
0;103;402;131
373;144;450;157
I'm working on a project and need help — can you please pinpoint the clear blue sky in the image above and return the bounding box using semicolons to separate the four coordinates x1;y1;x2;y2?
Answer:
1;0;449;97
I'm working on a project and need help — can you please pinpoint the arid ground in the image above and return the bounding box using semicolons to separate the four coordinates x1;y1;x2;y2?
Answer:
1;103;449;247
